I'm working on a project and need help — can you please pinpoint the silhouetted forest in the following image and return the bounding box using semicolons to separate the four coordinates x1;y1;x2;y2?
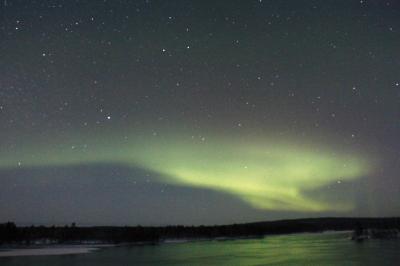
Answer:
1;217;399;245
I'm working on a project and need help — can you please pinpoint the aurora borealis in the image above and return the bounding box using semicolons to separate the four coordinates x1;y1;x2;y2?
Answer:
0;129;371;212
1;0;399;225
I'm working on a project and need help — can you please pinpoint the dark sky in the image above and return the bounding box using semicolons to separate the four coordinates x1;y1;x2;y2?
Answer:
0;0;399;226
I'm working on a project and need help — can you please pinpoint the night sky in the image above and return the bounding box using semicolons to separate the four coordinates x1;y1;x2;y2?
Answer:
1;0;399;226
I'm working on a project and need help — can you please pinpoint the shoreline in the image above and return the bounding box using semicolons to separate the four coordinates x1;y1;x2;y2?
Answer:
1;217;399;256
0;230;353;258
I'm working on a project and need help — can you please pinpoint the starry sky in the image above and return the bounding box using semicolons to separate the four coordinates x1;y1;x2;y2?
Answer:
0;0;399;226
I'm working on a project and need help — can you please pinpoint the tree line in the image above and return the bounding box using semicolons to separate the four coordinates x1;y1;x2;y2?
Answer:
1;217;399;245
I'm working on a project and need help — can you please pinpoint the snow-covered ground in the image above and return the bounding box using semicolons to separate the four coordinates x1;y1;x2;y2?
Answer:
0;245;112;257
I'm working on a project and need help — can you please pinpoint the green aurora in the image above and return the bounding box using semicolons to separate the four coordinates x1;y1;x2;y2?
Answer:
0;129;372;212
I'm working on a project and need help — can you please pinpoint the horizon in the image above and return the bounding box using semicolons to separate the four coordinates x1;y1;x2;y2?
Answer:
5;216;400;228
